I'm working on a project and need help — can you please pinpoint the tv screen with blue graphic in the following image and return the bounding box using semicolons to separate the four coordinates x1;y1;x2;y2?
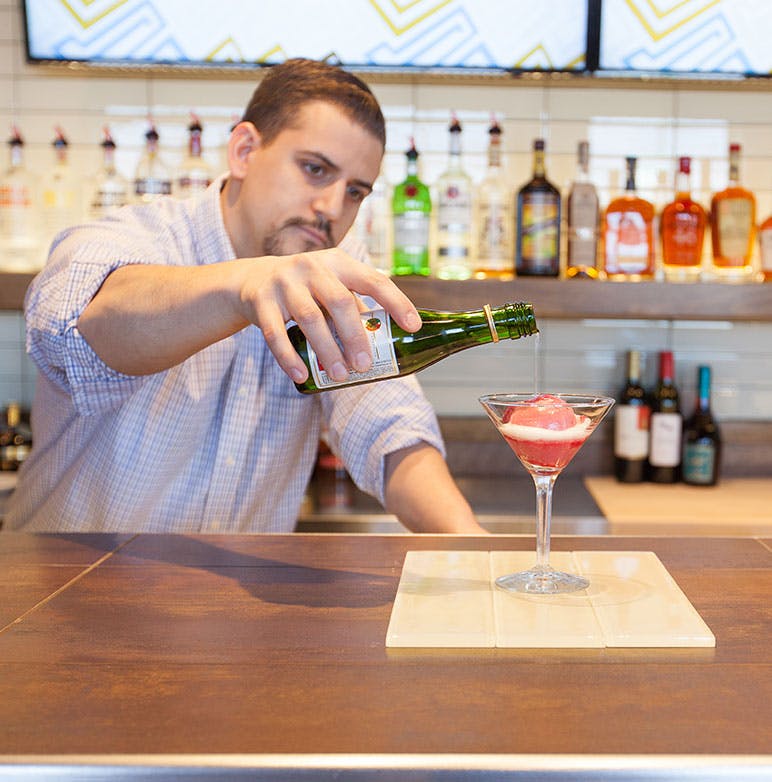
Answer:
21;0;589;73
599;0;772;77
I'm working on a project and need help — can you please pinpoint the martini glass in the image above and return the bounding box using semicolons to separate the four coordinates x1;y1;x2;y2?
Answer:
479;393;614;594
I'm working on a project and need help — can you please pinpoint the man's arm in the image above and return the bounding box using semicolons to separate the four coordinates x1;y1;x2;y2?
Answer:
383;443;486;534
77;247;421;381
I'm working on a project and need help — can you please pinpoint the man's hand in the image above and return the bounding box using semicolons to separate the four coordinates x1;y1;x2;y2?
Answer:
237;247;422;383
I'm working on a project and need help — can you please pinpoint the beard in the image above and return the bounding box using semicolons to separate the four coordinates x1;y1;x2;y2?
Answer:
262;216;334;256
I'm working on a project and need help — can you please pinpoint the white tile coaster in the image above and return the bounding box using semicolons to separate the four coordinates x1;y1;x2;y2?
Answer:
385;550;495;648
574;551;716;648
386;551;715;649
490;551;605;648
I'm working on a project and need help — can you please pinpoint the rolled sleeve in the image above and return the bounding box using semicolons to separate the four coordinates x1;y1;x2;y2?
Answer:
322;375;445;506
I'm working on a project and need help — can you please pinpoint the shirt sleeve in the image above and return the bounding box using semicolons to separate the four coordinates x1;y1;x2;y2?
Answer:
321;375;445;506
25;218;170;415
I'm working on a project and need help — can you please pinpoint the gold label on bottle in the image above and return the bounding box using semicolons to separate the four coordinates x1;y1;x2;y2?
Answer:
605;211;650;274
716;199;752;261
521;197;559;261
308;308;399;389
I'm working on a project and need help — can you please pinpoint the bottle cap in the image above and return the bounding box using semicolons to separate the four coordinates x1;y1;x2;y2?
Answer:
534;138;545;151
678;156;691;174
406;137;419;160
188;112;203;133
52;126;68;148
449;112;462;133
101;126;116;149
488;114;501;137
8;124;23;146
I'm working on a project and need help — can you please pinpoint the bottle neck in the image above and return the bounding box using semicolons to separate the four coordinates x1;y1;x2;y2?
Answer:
697;366;712;411
625;159;637;193
9;144;23;169
659;352;674;384
189;132;202;158
487;140;501;170
490;302;539;341
627;351;641;384
675;170;691;197
102;147;116;171
728;149;741;186
406;157;419;178
533;148;545;178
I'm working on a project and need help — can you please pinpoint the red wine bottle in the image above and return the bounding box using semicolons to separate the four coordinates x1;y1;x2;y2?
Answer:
647;351;682;483
613;349;650;483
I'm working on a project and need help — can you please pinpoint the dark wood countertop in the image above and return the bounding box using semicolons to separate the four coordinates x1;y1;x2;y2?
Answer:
0;532;770;780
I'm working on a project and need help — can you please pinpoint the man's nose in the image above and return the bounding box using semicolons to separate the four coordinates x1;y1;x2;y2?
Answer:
311;180;347;222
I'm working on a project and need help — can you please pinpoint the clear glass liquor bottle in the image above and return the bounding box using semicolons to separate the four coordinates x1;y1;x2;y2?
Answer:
682;365;721;486
354;173;391;275
134;124;172;204
566;140;600;279
88;126;129;219
40;126;81;262
0;126;40;272
710;143;756;280
288;302;538;394
175;114;214;199
516;138;561;277
474;118;514;280
434;114;474;280
661;156;707;282
603;157;655;280
391;139;431;276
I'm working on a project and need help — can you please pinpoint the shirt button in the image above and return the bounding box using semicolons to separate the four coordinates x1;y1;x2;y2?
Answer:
237;386;247;397
225;455;235;467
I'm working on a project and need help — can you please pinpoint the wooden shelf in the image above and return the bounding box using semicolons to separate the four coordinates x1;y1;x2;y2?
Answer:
393;276;772;322
4;271;772;322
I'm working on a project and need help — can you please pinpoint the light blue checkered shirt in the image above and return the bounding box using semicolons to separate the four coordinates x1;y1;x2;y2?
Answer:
7;177;444;533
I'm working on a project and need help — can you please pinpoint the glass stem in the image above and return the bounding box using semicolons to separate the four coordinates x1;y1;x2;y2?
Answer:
532;473;557;571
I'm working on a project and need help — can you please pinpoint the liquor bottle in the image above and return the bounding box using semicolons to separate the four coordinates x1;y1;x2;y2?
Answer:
516;138;561;277
603;157;655;280
391;139;431;276
354;174;391;275
648;350;682;483
434;114;473;280
682;366;721;486
134;123;172;204
474;117;514;280
88;126;129;219
660;156;707;282
0;401;32;471
288;302;538;394
175;113;214;199
710;143;756;280
40;127;81;259
613;349;650;483
759;213;772;282
0;125;41;272
566;140;600;279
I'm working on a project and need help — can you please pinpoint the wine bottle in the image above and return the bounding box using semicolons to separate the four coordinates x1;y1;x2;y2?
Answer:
648;350;682;483
288;302;538;394
391;139;431;276
682;366;721;486
515;138;561;277
613;349;650;483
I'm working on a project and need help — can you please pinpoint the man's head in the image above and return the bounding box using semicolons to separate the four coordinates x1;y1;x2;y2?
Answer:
223;59;385;260
242;58;386;150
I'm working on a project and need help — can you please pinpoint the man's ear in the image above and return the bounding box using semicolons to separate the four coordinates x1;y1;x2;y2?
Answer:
227;121;261;180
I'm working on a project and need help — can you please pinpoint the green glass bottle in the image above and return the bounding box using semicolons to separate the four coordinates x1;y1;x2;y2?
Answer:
391;138;431;276
682;366;721;486
288;302;538;394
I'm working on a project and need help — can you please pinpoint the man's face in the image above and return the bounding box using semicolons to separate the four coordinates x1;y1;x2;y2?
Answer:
232;101;383;258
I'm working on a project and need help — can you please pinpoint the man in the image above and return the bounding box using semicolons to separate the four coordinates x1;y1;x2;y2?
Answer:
8;58;482;534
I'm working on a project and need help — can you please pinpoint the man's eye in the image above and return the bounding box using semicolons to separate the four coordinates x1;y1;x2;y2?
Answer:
304;162;325;177
348;187;366;202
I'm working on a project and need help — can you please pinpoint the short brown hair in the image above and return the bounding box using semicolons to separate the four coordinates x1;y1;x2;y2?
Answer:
242;58;385;148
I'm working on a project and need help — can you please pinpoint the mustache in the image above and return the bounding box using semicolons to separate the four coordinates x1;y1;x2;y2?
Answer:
283;216;333;245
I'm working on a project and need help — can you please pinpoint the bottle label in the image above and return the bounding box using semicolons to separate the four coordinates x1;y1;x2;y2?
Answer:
307;308;399;389
614;404;650;459
393;212;429;252
567;183;598;267
135;178;172;197
682;443;715;484
477;200;512;263
91;189;128;215
716;199;752;260
760;227;772;272
520;194;559;265
649;412;682;467
605;211;650;273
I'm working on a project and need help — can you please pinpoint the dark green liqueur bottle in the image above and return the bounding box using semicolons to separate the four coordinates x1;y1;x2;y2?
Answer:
682;365;721;486
288;302;538;394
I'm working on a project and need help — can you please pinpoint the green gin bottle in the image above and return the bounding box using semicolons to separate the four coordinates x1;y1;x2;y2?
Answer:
288;302;538;394
391;139;431;276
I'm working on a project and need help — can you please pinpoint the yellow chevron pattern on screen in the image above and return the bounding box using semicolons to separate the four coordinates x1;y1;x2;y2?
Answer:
625;0;722;42
368;0;454;36
58;0;131;30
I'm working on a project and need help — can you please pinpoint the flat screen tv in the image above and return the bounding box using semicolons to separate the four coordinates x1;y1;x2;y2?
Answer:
598;0;772;78
21;0;589;74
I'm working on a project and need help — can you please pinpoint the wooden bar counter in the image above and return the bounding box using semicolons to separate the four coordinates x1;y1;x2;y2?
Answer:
0;532;770;780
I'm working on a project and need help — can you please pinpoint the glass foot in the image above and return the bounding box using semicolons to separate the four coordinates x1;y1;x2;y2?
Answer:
495;567;589;595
